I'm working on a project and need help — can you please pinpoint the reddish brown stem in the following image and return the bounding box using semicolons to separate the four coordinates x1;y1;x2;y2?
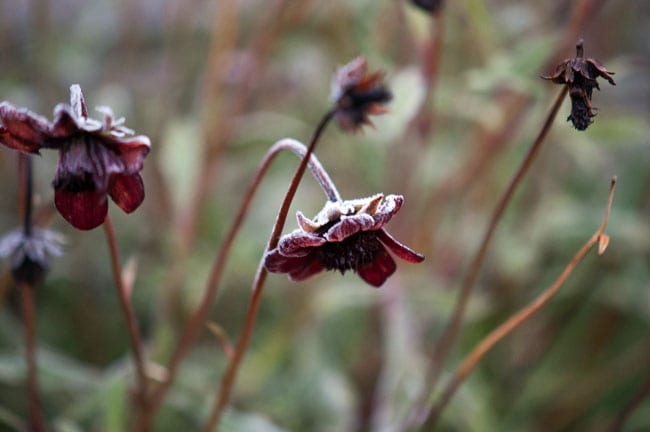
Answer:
20;281;46;432
147;136;339;418
426;85;568;389
103;215;148;429
203;110;335;431
424;177;616;428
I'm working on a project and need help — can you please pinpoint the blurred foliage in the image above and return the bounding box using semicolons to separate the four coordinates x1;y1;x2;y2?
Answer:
0;0;649;431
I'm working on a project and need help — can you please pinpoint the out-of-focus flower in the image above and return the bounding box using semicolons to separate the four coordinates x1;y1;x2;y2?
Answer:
542;39;615;130
331;57;392;132
410;0;445;14
0;85;151;230
0;228;64;286
265;194;424;287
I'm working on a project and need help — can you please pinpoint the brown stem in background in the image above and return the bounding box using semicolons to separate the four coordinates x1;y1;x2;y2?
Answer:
424;176;616;428
20;281;46;432
203;110;335;431
425;85;568;392
608;369;650;432
103;216;148;429
147;136;340;418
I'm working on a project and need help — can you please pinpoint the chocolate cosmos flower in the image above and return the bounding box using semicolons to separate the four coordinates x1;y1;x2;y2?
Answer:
331;57;393;132
0;85;151;230
265;194;424;287
0;228;64;286
542;40;615;130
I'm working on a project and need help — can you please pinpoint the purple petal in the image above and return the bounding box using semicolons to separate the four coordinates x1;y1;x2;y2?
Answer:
357;247;396;287
265;249;325;282
70;84;88;118
377;229;424;263
54;189;108;230
113;135;151;174
0;103;49;153
50;104;81;138
109;173;145;213
278;230;326;257
324;213;374;242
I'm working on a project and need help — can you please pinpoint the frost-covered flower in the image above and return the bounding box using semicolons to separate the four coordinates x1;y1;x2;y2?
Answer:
0;228;64;286
331;57;392;132
0;85;151;230
542;40;615;130
265;194;424;287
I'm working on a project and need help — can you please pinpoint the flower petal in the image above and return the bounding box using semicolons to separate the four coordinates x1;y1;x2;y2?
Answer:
265;249;325;282
324;213;375;242
357;246;396;287
278;230;326;257
377;229;425;263
54;189;108;230
70;84;88;118
114;135;151;174
50;104;82;138
0;103;50;153
109;173;145;213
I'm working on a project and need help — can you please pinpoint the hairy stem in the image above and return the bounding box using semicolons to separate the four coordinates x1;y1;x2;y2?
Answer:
103;215;148;429
20;282;45;431
424;176;616;427
147;135;339;418
203;110;335;430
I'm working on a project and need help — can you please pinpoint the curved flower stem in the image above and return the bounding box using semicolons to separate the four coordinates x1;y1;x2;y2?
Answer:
146;127;338;421
202;110;335;431
424;176;616;428
407;86;569;426
20;280;46;432
103;215;148;426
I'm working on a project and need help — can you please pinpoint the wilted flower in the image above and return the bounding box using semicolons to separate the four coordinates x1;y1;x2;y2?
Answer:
0;228;64;286
542;39;615;130
0;85;151;230
331;57;392;132
265;194;424;287
410;0;445;14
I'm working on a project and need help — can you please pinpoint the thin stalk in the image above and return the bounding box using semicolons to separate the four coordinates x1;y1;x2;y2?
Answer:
424;176;616;428
203;110;335;431
20;281;46;432
146;136;340;418
103;215;148;427
425;86;568;384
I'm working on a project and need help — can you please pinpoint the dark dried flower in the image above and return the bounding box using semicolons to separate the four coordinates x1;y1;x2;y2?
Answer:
265;194;424;287
410;0;445;14
0;85;151;230
0;228;64;286
331;57;392;132
542;39;615;130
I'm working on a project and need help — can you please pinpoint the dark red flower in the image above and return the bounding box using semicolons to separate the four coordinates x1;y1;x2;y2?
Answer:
410;0;445;15
542;39;615;130
0;85;151;230
0;228;64;286
265;194;424;287
331;57;392;132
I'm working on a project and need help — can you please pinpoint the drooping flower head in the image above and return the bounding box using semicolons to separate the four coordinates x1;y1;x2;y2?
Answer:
0;85;151;230
265;194;424;287
0;228;64;286
331;57;393;133
541;39;615;130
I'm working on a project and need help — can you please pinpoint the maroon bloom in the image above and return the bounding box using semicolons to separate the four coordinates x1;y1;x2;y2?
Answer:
331;57;393;133
265;194;424;287
0;85;151;230
542;39;615;130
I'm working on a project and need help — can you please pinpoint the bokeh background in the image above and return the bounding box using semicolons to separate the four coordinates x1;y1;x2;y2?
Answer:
0;0;648;430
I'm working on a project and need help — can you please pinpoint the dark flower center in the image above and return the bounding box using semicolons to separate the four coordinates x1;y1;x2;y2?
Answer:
318;231;383;273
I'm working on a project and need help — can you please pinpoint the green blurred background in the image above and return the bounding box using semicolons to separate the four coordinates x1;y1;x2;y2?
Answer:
0;0;648;430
